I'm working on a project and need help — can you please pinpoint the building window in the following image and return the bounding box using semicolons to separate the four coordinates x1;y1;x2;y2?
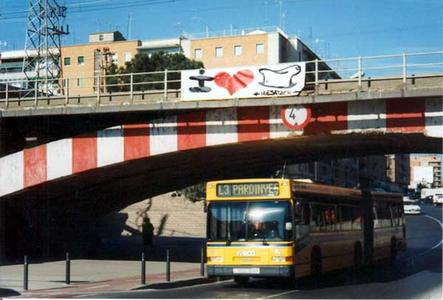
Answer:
194;48;202;59
99;34;104;41
256;43;264;54
215;47;223;57
77;56;85;65
112;54;118;64
124;52;132;62
64;57;71;66
234;45;242;56
76;78;85;87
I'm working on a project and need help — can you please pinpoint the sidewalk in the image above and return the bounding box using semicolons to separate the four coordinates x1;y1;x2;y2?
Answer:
0;259;205;298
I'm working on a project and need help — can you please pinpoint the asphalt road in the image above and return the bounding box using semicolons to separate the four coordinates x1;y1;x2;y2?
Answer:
88;204;442;299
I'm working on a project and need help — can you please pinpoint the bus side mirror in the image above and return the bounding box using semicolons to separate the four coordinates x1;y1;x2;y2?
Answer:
285;222;292;231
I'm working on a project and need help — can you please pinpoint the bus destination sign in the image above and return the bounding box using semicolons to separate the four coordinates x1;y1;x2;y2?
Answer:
216;182;279;198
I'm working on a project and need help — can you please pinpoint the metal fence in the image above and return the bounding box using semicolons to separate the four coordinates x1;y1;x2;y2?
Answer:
0;50;442;108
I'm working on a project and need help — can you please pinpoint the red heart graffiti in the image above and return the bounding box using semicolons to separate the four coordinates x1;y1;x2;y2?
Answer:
214;70;254;95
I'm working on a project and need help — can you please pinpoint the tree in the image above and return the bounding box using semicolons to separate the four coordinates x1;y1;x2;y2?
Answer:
105;52;203;93
180;183;206;202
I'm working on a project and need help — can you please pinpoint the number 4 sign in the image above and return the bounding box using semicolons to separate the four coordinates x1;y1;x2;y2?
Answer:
281;105;311;130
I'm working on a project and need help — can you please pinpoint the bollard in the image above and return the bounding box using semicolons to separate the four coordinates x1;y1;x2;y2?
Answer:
65;252;71;284
200;247;205;277
23;256;29;291
141;252;146;285
166;249;171;282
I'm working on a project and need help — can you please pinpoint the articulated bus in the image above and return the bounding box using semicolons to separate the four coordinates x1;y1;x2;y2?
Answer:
205;178;405;284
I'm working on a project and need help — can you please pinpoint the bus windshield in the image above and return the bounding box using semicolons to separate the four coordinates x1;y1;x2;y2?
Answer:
207;201;292;242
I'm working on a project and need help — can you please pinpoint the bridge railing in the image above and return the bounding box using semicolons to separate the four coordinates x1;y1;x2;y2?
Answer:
0;50;442;108
305;51;443;86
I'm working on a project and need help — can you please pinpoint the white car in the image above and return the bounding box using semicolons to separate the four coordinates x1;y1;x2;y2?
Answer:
404;199;421;215
433;194;443;206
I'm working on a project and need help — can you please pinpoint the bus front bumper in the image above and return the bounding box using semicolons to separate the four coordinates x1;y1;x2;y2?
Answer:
207;265;293;277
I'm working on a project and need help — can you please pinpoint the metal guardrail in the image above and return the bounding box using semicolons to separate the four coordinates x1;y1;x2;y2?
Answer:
0;51;442;109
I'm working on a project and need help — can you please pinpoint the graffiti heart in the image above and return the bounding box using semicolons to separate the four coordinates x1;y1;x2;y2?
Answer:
214;70;254;95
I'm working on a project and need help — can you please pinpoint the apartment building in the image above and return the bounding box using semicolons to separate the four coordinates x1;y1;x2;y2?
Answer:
410;155;442;188
386;154;411;191
0;50;38;83
137;27;338;80
61;31;140;96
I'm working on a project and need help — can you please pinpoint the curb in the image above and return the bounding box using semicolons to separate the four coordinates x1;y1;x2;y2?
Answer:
132;276;219;290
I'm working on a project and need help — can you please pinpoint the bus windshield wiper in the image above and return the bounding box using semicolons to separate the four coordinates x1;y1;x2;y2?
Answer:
226;238;232;246
262;235;269;246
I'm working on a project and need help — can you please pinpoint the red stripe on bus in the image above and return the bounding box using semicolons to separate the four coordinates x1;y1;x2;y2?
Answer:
177;111;207;150
24;145;47;187
237;106;270;142
386;99;425;133
123;124;150;160
72;133;97;173
303;102;348;135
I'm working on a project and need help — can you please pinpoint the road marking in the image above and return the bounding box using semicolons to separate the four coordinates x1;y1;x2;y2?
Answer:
422;214;443;251
407;214;443;260
262;289;299;299
424;214;443;230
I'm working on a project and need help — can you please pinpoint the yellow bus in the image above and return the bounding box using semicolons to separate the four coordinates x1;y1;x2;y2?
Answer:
205;178;405;285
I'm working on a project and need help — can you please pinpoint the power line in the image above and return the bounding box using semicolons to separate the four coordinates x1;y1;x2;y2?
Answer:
0;0;181;21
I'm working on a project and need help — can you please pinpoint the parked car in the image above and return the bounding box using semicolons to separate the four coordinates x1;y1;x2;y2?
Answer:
433;194;443;206
403;198;421;215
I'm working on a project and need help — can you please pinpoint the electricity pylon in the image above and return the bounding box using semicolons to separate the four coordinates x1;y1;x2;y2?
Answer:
22;0;69;95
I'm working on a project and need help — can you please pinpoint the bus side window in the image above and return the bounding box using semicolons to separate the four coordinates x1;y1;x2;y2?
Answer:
337;205;343;231
295;200;310;239
341;206;352;231
391;204;399;226
352;206;362;230
324;208;330;228
377;201;390;228
330;206;337;231
310;203;321;232
295;199;310;225
373;205;379;228
303;202;310;225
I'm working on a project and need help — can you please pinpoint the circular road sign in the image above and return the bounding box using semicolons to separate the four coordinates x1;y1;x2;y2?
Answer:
281;105;311;130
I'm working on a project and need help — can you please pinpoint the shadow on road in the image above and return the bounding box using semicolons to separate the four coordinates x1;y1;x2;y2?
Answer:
0;288;21;298
222;246;442;294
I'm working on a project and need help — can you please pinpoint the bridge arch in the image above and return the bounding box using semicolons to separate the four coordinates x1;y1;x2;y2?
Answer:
1;97;442;199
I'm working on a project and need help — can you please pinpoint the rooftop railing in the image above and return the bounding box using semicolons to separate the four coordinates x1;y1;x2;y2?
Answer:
0;50;442;109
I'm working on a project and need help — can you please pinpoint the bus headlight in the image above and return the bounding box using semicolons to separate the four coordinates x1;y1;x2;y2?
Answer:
209;256;224;263
272;256;292;263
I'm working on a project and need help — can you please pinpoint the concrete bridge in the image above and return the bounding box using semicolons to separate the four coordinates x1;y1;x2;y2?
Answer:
1;97;442;198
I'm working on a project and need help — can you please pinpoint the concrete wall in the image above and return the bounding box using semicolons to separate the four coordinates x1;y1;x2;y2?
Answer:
97;193;206;241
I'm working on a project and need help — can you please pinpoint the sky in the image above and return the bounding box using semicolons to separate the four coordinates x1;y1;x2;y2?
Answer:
0;0;442;59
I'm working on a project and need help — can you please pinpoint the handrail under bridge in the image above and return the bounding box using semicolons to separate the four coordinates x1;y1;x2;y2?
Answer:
0;50;442;110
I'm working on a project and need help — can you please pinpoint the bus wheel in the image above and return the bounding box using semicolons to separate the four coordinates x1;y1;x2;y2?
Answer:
390;238;397;262
311;248;322;279
353;243;363;271
234;276;249;286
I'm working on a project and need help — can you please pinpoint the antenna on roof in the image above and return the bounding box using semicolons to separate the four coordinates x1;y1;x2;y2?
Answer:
127;13;133;40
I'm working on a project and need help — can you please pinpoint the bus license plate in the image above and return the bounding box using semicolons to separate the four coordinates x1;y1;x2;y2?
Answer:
233;268;260;274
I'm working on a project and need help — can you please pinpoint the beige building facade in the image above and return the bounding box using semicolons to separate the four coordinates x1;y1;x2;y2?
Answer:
386;154;410;190
61;32;140;96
